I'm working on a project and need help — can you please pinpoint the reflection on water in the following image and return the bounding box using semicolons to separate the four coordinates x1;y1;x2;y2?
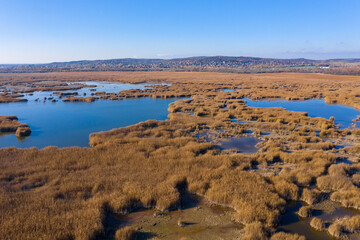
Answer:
218;136;261;154
244;98;360;129
23;82;149;102
0;82;180;148
216;89;235;93
231;119;246;124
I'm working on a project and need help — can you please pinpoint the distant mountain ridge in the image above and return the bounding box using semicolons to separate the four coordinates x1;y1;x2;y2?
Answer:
1;56;360;75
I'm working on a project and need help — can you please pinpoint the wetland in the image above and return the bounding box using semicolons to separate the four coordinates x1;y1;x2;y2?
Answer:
1;71;360;240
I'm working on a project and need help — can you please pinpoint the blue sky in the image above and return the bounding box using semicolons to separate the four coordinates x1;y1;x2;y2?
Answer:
0;0;360;63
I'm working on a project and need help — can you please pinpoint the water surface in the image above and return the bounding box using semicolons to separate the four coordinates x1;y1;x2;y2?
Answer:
244;98;360;129
278;201;360;240
278;201;329;240
23;82;149;102
218;136;261;154
0;82;180;148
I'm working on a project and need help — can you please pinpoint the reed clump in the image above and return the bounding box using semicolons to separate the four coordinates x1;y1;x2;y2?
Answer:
63;96;98;103
15;126;31;136
271;177;299;201
115;227;137;240
0;115;31;136
0;92;28;103
327;216;360;238
316;163;360;210
328;222;344;238
243;221;268;240
270;232;306;240
297;206;312;218
310;217;325;231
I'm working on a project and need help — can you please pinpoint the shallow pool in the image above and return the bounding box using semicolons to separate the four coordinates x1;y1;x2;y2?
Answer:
277;201;329;240
278;200;360;240
218;136;261;154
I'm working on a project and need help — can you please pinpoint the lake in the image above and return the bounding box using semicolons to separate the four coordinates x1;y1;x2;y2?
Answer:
0;82;179;148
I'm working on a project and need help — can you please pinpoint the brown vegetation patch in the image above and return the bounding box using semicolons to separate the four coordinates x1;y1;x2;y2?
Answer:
297;206;312;218
0;115;31;137
327;215;360;238
0;92;27;103
310;217;325;231
0;116;281;239
270;232;306;240
63;96;99;103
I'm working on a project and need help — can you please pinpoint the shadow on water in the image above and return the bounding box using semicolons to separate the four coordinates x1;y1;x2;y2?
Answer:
277;201;330;240
104;210;157;240
103;186;243;240
0;131;31;142
337;159;355;165
103;182;200;239
278;200;360;240
176;180;200;210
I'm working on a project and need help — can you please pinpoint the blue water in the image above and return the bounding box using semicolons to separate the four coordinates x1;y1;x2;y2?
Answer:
0;82;179;148
23;82;149;102
0;99;179;148
244;98;360;129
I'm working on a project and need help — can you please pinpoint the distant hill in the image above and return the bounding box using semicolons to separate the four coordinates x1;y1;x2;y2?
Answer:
1;56;360;75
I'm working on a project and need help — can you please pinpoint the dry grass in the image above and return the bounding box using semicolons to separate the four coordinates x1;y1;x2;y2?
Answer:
310;217;325;231
270;232;305;240
0;92;28;103
243;221;268;240
115;227;137;240
63;96;98;103
300;188;322;205
0;115;31;136
0;116;282;239
297;206;312;218
327;215;360;238
316;163;360;210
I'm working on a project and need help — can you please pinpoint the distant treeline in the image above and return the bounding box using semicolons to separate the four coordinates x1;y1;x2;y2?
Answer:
1;56;360;75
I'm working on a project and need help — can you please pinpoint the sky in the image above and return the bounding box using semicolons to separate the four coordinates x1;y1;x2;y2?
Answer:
0;0;360;63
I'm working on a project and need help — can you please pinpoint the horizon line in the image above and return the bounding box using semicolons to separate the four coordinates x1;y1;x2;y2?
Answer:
1;55;360;65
